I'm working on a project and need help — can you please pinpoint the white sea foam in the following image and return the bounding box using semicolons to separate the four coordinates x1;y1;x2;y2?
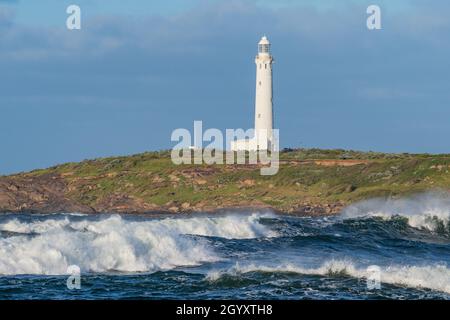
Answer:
206;260;450;294
340;193;450;232
0;213;275;275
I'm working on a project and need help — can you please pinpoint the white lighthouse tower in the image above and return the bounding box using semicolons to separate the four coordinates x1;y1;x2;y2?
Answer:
254;35;274;150
231;36;274;151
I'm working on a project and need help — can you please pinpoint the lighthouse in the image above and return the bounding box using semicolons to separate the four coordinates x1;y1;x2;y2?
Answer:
254;35;274;150
231;36;274;151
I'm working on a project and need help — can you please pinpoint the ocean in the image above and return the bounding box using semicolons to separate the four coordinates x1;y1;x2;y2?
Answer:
0;196;449;300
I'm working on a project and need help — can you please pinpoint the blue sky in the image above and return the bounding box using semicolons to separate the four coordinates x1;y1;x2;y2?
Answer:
0;0;449;174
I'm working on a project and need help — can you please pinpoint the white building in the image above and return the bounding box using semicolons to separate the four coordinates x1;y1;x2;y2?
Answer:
231;36;274;151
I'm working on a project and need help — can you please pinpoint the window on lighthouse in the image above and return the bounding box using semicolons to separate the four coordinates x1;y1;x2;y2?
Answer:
259;44;270;53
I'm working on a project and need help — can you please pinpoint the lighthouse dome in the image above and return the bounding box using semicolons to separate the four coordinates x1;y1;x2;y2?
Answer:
258;36;270;45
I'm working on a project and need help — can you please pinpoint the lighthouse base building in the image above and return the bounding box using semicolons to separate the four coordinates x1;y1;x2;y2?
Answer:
231;36;274;152
230;137;259;152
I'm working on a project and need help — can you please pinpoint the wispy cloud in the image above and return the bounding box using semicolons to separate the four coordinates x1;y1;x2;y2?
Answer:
0;0;449;173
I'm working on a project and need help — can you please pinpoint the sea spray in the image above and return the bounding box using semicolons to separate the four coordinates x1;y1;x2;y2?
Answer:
340;193;450;234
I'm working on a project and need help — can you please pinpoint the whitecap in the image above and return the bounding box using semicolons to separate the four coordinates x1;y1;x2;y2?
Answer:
0;213;275;275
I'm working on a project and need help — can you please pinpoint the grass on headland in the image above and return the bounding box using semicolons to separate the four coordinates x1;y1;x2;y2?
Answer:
18;148;450;212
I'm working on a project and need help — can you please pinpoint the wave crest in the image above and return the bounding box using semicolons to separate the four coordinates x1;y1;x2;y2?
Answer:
340;193;450;234
0;213;275;275
206;259;450;294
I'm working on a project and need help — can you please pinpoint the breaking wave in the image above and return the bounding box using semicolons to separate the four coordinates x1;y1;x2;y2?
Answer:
0;213;276;275
340;193;450;234
206;260;450;294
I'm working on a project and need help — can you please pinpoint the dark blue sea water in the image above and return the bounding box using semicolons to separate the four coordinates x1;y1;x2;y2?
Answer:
0;196;449;300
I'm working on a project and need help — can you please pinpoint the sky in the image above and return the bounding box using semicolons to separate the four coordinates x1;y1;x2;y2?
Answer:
0;0;449;174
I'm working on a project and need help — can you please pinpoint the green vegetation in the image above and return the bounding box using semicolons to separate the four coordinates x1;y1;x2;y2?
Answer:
17;148;450;213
